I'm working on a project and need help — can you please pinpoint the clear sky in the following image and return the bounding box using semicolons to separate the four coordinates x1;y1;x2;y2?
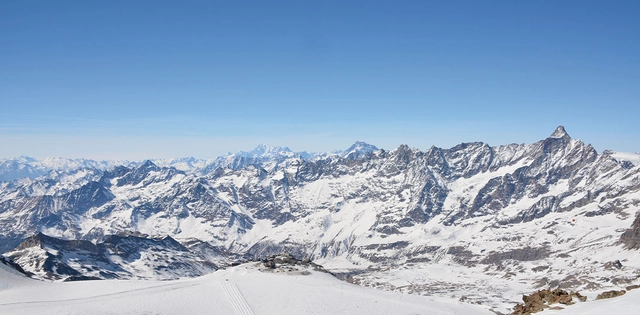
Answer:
1;1;639;160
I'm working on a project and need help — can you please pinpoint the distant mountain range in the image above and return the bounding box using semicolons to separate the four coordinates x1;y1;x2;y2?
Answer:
1;126;639;313
0;142;379;180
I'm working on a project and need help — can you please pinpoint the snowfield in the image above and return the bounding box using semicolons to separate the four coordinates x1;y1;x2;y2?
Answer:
540;289;640;315
0;262;491;315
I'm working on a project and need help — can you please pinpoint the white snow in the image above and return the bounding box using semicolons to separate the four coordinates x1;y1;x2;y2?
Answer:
541;289;640;315
0;263;492;315
443;158;532;215
610;151;640;166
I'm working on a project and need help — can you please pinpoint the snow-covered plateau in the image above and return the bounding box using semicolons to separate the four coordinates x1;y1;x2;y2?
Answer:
1;126;640;314
0;261;491;315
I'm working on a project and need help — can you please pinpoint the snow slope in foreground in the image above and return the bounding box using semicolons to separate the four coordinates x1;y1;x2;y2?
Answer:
541;289;640;315
0;262;491;315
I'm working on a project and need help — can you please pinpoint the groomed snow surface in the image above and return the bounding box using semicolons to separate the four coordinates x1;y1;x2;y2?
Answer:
0;262;491;315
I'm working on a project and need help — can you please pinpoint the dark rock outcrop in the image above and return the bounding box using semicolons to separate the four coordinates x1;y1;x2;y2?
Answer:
512;289;585;315
618;212;640;250
260;253;329;273
595;289;626;300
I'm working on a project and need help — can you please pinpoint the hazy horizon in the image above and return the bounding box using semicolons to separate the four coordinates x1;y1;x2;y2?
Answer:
2;1;638;160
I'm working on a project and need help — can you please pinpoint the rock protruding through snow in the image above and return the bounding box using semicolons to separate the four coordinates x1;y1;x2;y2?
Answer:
511;289;586;315
259;253;330;275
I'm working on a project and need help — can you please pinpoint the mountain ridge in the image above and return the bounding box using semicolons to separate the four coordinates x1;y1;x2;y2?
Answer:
1;126;639;313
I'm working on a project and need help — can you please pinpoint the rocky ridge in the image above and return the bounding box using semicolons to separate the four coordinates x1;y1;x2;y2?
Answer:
1;126;640;313
511;289;586;315
3;232;216;281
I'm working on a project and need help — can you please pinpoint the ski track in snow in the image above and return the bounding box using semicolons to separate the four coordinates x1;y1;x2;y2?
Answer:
0;263;494;315
222;280;254;315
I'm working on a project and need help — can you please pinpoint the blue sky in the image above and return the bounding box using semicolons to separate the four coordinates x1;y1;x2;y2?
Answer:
1;1;639;160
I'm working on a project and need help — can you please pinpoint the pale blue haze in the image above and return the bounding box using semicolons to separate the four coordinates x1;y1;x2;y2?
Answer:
1;1;639;159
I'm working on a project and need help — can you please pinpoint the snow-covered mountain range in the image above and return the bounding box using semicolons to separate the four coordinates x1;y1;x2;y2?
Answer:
1;126;639;313
0;142;376;179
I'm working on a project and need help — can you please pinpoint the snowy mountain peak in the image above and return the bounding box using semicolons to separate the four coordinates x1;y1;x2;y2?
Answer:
5;156;38;163
606;150;640;167
550;125;570;139
341;141;379;159
140;160;158;169
345;141;378;152
239;144;293;158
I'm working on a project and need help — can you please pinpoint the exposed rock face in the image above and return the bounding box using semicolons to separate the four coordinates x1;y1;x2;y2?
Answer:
260;253;328;273
512;289;585;315
603;260;623;270
619;212;640;249
0;255;34;277
595;290;626;300
481;247;550;265
626;284;640;291
3;232;216;281
5;233;114;280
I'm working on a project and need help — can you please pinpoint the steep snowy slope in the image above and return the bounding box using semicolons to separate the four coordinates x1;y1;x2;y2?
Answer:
0;259;31;291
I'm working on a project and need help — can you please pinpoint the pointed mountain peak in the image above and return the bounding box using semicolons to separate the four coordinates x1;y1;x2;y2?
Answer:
135;160;160;173
141;160;157;168
33;232;47;241
13;232;49;251
550;125;570;139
